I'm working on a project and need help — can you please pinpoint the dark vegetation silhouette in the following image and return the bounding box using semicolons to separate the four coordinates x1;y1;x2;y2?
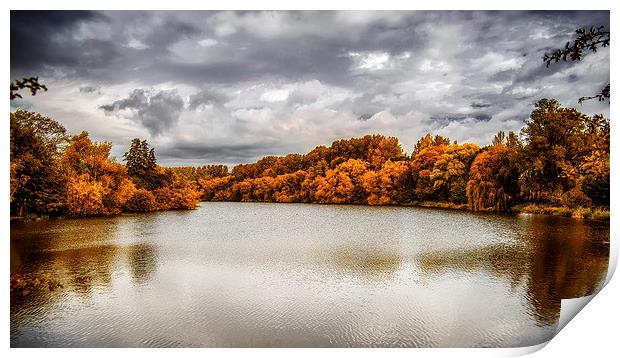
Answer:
10;77;47;100
543;26;610;104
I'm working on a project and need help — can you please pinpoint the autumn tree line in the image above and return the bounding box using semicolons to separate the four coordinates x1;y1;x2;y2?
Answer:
10;98;609;219
194;99;609;216
10;110;201;218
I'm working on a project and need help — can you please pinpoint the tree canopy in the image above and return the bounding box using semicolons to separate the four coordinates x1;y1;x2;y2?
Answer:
10;97;609;218
10;111;200;218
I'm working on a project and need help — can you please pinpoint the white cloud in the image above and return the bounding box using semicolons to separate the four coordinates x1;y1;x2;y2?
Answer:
508;86;541;97
419;59;450;73
126;38;149;50
260;89;290;103
350;51;391;71
198;38;217;47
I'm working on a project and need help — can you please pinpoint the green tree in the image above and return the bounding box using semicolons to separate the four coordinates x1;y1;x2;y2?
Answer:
123;138;162;190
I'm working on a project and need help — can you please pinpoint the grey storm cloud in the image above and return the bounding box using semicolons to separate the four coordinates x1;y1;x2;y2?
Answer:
488;69;516;83
100;89;185;136
471;102;491;109
472;113;493;122
79;85;100;94
10;10;610;165
158;142;282;164
188;89;230;110
11;11;109;71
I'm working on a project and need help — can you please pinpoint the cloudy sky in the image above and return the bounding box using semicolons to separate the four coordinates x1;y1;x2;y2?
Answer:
10;10;610;166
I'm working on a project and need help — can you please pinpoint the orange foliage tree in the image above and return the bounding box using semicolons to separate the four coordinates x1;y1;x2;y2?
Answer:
61;131;126;215
272;170;308;203
59;132;200;215
466;144;520;212
362;160;411;205
313;159;369;204
153;173;201;210
11;105;609;217
10;110;67;216
429;143;480;204
65;174;105;216
411;139;449;201
124;189;157;212
199;175;236;201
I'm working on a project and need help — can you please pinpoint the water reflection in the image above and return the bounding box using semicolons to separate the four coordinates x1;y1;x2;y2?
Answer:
417;243;528;286
522;215;608;325
128;243;158;284
10;204;610;347
416;215;609;327
328;245;402;279
60;245;119;296
10;217;160;314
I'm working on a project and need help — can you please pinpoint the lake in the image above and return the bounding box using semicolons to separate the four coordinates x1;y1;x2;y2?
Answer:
10;202;610;347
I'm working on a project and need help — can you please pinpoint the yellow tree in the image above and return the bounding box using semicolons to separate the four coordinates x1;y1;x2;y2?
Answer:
61;131;125;215
66;174;105;216
10;110;67;216
429;143;480;204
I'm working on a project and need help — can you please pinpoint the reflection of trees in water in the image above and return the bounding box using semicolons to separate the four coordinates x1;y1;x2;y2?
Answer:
60;245;119;296
329;244;402;279
416;216;609;327
11;244;120;306
523;216;609;325
128;243;158;284
12;242;161;299
10;243;121;325
417;243;529;288
10;217;160;313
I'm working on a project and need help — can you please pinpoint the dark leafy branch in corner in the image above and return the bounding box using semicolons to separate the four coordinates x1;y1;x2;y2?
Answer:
578;84;610;105
10;77;48;100
543;26;610;104
543;26;610;66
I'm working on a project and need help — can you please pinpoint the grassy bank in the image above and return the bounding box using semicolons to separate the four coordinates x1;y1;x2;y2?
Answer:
511;204;610;221
403;201;468;211
400;200;609;221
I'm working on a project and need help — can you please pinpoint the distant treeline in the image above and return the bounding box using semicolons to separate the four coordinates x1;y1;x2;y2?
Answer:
189;98;609;214
10;98;609;219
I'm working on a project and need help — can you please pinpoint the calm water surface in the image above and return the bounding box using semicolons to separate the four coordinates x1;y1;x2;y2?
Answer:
10;202;609;347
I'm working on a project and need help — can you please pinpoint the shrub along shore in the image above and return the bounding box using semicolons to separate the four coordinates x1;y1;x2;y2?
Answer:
10;98;609;222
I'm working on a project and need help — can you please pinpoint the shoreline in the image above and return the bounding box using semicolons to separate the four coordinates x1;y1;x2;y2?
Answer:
405;201;609;221
11;201;608;223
